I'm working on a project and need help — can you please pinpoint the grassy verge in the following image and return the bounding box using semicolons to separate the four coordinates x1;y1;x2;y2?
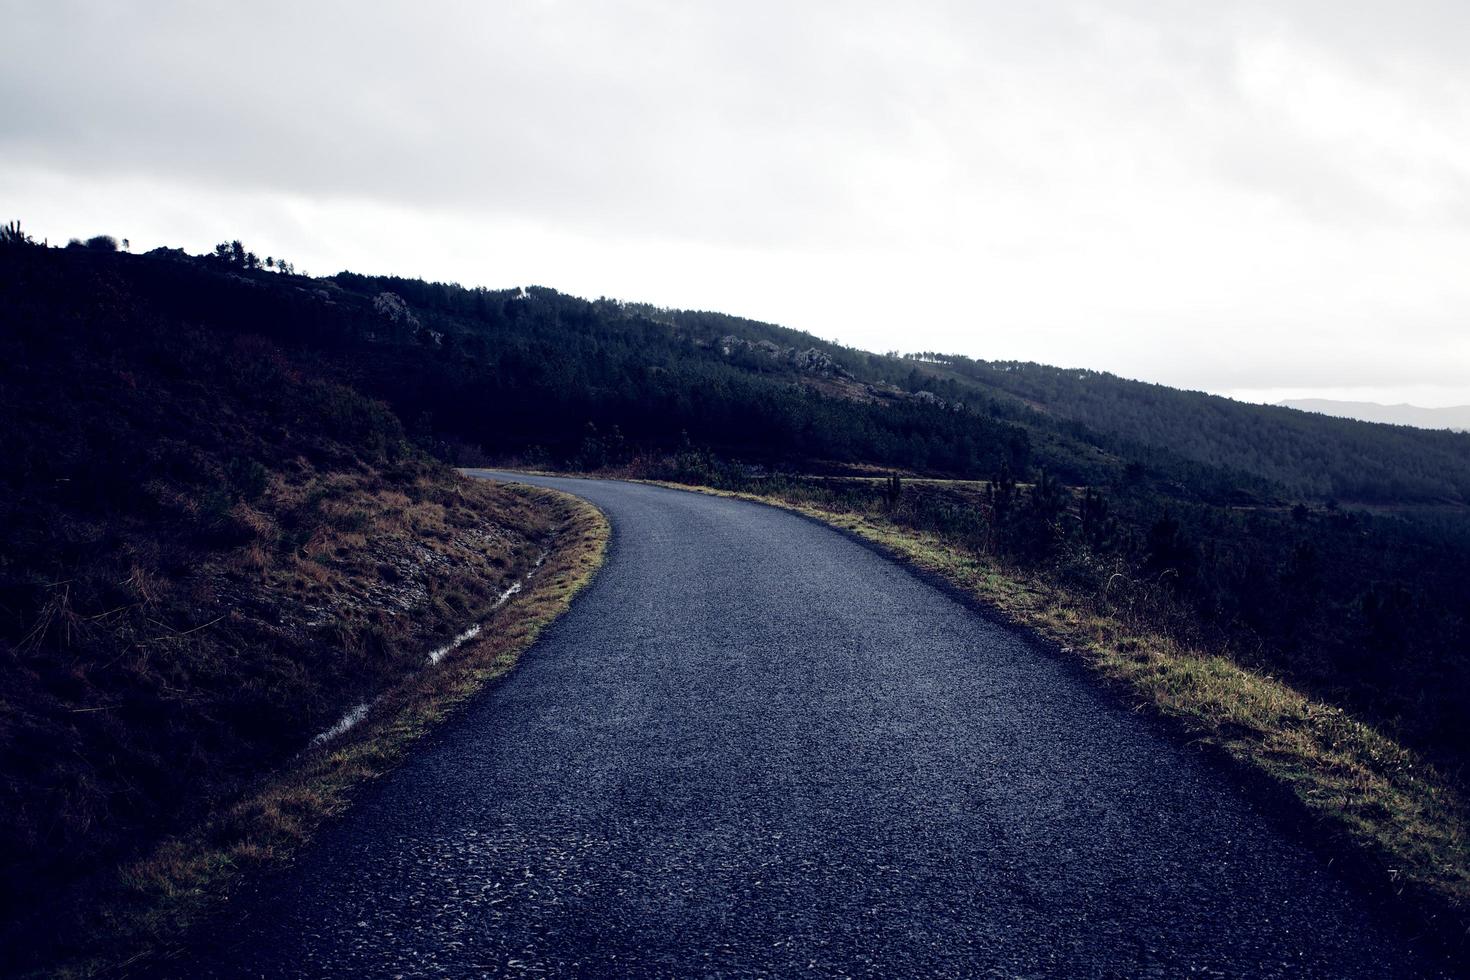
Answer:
31;484;609;979
648;479;1470;952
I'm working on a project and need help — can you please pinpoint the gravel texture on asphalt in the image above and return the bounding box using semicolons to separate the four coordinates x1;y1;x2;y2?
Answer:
182;473;1445;978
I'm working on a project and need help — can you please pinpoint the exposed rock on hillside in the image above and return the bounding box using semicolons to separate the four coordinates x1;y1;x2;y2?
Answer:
718;334;852;379
375;290;442;345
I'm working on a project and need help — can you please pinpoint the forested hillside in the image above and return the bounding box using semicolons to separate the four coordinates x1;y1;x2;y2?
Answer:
42;234;1466;509
903;355;1470;503
295;266;1470;508
0;237;567;937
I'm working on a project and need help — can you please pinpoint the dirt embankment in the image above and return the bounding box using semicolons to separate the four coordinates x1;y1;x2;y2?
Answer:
0;246;610;972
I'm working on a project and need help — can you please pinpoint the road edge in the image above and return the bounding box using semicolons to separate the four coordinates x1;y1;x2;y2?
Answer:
633;476;1469;973
36;483;610;980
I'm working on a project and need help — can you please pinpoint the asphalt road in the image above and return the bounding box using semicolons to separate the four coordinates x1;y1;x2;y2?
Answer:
184;473;1444;978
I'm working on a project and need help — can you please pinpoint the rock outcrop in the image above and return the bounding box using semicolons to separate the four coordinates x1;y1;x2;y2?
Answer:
718;335;851;378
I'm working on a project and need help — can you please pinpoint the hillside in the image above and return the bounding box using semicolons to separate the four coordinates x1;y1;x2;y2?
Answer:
304;271;1470;507
901;356;1470;503
29;237;1468;510
0;240;578;936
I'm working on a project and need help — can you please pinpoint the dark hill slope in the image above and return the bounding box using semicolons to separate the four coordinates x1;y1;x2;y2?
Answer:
310;274;1273;501
0;244;559;924
313;271;1470;505
325;276;1047;483
56;245;1467;506
904;355;1470;504
47;257;1039;484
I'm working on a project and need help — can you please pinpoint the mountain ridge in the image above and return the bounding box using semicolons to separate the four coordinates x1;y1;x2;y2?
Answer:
1278;398;1470;432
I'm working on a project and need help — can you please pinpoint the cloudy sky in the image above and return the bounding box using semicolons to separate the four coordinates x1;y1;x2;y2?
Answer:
5;1;1469;405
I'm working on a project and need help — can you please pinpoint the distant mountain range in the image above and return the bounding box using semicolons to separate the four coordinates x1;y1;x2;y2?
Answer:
1279;399;1470;432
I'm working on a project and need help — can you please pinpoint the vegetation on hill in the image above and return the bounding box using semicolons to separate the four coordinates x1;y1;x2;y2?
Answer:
903;354;1470;503
305;269;1470;507
0;237;599;964
28;227;1467;507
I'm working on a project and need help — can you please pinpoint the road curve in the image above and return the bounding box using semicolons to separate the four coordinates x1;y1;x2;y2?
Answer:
183;473;1442;977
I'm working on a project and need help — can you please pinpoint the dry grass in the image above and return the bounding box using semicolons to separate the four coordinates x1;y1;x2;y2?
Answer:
32;484;609;979
650;479;1470;948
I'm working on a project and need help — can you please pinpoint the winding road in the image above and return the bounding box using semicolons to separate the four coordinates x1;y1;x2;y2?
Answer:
185;473;1443;977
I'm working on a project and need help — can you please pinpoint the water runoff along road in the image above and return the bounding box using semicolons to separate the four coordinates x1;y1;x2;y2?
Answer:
180;472;1449;978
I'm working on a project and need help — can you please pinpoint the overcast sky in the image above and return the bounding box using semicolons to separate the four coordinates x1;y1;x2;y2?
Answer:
4;1;1469;405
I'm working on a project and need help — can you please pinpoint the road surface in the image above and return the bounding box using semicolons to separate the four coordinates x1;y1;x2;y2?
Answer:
182;473;1443;977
